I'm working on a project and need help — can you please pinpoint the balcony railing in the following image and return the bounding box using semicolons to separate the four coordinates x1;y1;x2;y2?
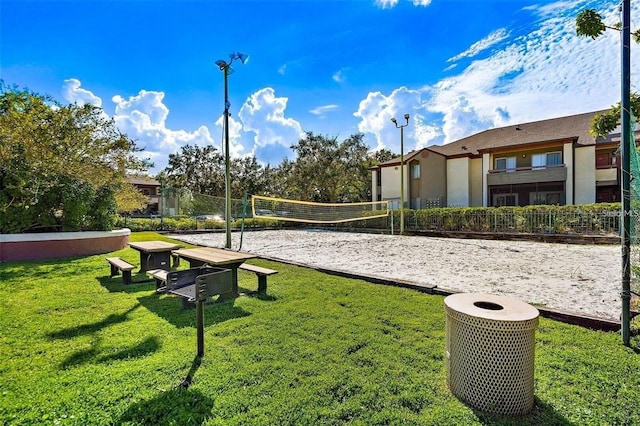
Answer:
488;163;566;174
487;164;567;186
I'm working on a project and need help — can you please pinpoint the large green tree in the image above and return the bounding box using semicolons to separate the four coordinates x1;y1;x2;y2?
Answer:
576;8;640;137
161;134;392;205
0;84;148;233
162;144;271;199
285;132;376;203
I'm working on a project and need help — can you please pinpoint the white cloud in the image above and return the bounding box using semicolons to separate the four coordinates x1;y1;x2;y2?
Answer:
214;113;245;158
310;104;339;117
447;28;509;63
62;78;102;106
524;1;578;18
426;0;630;142
238;87;304;165
111;89;215;172
353;86;434;153
278;64;287;75
375;0;430;8
333;69;346;83
374;0;399;9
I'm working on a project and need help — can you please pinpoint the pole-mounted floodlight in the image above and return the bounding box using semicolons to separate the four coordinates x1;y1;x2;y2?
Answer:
216;52;249;249
391;114;410;234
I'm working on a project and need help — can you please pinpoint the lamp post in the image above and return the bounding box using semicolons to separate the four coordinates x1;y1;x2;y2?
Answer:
391;114;410;234
216;52;249;249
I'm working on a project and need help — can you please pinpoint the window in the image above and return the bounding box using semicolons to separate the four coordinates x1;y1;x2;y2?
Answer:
547;152;561;166
412;164;420;179
142;188;151;196
530;191;562;205
596;152;617;168
493;194;518;206
532;152;561;169
495;157;516;172
376;169;382;186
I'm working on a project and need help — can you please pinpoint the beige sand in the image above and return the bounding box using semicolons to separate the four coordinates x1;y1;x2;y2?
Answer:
168;230;622;321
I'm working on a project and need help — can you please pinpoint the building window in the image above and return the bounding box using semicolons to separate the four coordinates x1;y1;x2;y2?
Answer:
532;152;562;169
493;194;518;206
376;169;382;186
596;152;617;168
495;157;516;172
530;191;562;205
412;164;420;179
142;188;151;196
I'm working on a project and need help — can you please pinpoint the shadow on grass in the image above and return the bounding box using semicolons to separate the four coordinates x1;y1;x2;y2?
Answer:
118;354;211;425
136;292;251;329
48;304;163;369
97;336;161;363
48;303;142;339
473;397;574;426
97;274;158;294
239;286;279;301
60;336;161;369
118;387;214;426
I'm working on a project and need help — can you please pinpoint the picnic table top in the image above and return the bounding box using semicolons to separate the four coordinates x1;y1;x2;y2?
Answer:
129;241;183;253
172;247;256;266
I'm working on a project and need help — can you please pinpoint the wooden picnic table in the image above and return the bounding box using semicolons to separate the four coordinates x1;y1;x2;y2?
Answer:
129;241;182;272
172;247;256;298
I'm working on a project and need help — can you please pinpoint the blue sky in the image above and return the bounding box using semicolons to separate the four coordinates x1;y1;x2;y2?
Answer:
2;0;640;174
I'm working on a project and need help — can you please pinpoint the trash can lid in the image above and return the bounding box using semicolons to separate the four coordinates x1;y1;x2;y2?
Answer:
445;293;539;322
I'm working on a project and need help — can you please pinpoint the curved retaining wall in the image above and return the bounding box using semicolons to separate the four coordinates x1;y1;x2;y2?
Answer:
0;229;131;262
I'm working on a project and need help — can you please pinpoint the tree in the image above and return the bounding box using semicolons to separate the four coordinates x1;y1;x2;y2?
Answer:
163;144;225;195
285;132;376;203
162;144;273;200
0;84;149;233
576;8;640;137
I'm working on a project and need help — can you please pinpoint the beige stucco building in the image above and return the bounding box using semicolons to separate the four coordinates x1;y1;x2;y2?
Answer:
371;110;622;208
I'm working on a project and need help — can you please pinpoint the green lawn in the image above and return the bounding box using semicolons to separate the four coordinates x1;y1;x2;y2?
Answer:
1;232;639;425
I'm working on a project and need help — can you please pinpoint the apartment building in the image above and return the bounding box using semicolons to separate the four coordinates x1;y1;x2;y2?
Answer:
371;110;622;208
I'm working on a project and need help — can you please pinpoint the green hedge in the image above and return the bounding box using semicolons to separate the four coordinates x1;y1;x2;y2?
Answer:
116;203;623;235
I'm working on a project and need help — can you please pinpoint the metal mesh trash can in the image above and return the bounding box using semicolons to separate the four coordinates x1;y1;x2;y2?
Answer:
445;293;539;415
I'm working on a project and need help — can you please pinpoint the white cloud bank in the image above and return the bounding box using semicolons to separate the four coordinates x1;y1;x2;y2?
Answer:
62;78;102;107
59;80;304;173
239;87;305;165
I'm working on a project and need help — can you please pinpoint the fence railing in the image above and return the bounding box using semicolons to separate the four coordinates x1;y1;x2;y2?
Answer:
120;202;625;237
389;205;622;236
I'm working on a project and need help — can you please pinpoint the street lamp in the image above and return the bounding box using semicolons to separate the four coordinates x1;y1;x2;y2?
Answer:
391;113;410;234
216;52;249;249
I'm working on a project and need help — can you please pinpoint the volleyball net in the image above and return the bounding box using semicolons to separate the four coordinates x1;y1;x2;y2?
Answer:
251;195;390;224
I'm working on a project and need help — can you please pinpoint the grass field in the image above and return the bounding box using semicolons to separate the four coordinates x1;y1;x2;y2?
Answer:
1;232;639;425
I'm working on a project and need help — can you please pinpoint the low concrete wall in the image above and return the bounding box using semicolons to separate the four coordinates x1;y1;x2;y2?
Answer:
0;229;131;262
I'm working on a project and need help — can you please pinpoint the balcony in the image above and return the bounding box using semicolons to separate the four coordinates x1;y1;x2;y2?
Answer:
487;164;567;186
595;166;618;186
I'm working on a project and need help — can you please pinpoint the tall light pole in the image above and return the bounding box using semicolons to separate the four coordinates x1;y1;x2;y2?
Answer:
620;0;631;346
216;52;249;249
391;114;410;234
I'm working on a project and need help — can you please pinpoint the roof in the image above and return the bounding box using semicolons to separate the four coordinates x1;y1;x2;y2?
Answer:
374;110;609;169
127;176;160;186
427;110;606;158
375;147;446;168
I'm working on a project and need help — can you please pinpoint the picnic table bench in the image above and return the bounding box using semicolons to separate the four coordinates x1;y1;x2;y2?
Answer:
147;269;169;292
106;257;136;284
239;264;278;294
